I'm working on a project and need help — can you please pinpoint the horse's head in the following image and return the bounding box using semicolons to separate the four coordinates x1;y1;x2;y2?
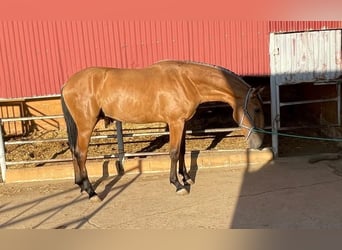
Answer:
234;87;265;149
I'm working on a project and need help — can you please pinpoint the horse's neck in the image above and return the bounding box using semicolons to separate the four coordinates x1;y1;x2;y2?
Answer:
195;74;248;109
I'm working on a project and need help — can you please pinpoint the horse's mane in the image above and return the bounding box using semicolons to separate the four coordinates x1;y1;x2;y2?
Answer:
155;59;251;89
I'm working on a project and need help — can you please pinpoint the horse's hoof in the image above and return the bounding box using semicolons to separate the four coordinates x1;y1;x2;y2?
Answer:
176;188;189;195
89;195;102;203
185;179;194;185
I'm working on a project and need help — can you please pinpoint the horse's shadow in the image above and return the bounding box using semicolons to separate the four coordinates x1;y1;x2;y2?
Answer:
137;134;169;153
93;160;125;200
93;150;201;198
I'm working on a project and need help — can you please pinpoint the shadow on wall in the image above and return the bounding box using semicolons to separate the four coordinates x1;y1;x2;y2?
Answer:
0;97;63;138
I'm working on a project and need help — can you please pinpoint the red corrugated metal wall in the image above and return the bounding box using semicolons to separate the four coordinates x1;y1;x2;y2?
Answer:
1;20;342;99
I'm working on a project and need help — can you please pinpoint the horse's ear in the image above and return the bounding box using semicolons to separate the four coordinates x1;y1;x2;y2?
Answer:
251;86;265;97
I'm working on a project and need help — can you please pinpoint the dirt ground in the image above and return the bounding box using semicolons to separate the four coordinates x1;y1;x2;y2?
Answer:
1;155;342;229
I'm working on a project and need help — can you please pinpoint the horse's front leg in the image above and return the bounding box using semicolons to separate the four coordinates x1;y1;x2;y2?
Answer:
168;121;188;195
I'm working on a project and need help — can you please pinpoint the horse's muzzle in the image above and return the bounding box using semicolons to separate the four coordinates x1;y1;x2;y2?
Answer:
247;132;264;149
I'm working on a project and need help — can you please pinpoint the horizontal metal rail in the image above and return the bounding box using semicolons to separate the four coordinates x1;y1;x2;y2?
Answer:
1;115;64;123
5;137;68;145
279;97;338;107
5;151;171;166
4;127;242;146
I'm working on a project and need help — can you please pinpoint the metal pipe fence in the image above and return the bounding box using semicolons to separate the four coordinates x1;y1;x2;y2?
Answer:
0;112;243;183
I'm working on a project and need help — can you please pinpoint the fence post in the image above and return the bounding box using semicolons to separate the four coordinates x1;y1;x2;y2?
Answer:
0;119;6;182
115;121;125;175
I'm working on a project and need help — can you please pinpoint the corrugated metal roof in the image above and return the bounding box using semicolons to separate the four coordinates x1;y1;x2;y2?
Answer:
1;20;342;98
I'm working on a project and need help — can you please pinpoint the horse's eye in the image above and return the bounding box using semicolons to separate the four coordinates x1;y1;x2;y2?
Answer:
254;108;261;113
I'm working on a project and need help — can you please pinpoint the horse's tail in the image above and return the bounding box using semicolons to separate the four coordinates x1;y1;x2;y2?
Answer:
61;91;78;154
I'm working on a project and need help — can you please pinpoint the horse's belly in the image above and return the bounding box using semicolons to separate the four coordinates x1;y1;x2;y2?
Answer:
113;112;164;123
103;103;165;123
103;101;195;124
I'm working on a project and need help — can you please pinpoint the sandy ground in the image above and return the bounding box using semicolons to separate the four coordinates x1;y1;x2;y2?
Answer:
1;155;342;229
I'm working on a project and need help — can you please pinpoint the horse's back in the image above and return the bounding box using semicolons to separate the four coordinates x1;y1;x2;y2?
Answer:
63;61;197;92
61;63;201;123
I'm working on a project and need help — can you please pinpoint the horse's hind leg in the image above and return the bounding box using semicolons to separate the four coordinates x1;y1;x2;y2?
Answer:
70;111;100;200
74;129;98;199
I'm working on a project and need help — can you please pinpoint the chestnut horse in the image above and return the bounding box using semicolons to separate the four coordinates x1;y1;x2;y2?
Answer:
61;60;264;200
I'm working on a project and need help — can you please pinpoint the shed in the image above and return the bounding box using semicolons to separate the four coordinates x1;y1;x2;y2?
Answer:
269;29;342;156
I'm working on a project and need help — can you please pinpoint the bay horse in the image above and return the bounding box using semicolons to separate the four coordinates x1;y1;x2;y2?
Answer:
61;60;264;201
